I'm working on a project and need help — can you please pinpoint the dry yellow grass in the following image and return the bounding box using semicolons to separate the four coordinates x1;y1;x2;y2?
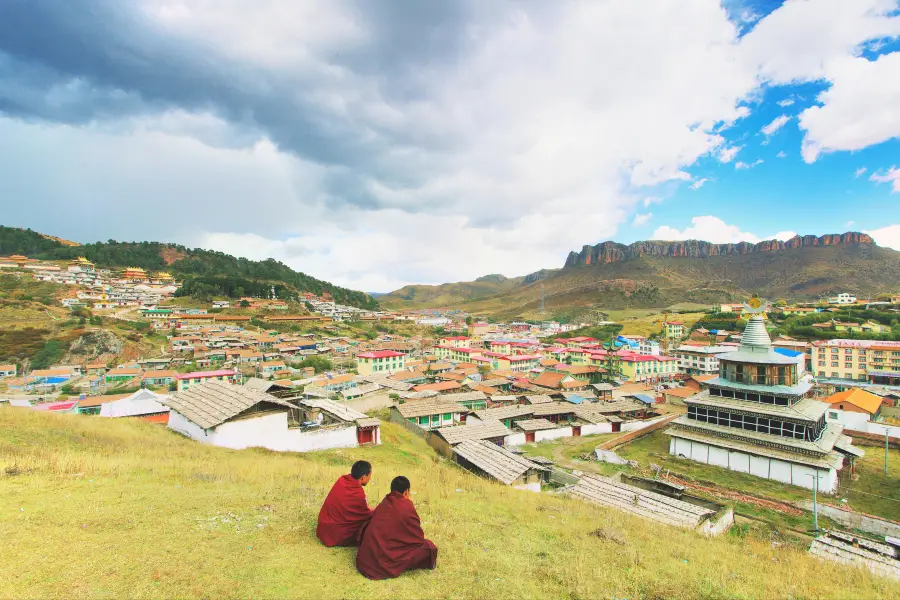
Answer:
1;408;896;599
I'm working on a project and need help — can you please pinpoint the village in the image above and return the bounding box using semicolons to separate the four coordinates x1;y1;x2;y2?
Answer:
2;252;900;581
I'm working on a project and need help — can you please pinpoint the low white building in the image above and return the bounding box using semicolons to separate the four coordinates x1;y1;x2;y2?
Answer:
164;381;380;452
673;345;738;376
827;293;857;305
99;389;170;419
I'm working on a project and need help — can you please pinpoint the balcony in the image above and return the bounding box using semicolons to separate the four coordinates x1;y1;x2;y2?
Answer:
722;373;797;386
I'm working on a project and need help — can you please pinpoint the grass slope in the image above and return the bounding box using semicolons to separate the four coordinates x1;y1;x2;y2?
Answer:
1;409;896;599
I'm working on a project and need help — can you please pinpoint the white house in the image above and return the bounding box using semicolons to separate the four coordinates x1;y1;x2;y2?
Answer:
827;293;857;305
163;381;380;452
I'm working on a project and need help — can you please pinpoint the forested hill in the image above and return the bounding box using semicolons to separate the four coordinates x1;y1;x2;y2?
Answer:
0;227;379;310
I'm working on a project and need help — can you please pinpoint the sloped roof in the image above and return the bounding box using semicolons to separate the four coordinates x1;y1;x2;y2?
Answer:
438;391;487;403
453;440;546;484
163;381;293;429
433;420;511;445
523;394;553;404
828;388;883;415
395;399;467;418
243;377;292;393
514;418;558;432
473;405;535;421
299;398;368;422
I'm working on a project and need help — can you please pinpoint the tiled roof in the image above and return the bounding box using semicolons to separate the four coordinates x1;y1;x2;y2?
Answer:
452;440;545;484
163;381;292;429
434;421;511;445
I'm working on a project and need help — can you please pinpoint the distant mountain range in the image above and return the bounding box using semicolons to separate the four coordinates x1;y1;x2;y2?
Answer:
381;232;900;318
0;226;379;310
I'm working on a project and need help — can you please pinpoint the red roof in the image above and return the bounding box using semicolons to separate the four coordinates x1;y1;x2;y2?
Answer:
32;401;77;411
620;354;676;363
505;354;538;362
357;350;405;359
175;369;237;380
440;336;469;341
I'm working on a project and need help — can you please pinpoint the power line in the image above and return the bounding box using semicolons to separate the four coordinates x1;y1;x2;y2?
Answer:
840;488;900;503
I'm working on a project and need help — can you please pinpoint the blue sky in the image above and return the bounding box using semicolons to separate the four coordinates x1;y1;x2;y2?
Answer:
1;0;899;291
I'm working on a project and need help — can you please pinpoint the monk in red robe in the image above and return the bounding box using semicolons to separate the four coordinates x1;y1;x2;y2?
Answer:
316;461;373;547
356;476;438;580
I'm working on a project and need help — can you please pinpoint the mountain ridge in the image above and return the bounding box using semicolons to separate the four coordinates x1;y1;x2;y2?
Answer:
565;232;874;267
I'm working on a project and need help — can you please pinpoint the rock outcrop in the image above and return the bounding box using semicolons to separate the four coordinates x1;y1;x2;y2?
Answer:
564;232;874;268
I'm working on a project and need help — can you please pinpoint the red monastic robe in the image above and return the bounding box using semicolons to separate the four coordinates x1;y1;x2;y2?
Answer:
316;474;373;547
356;491;438;580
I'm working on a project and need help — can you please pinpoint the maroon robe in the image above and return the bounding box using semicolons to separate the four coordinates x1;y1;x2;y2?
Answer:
316;474;373;547
356;491;438;580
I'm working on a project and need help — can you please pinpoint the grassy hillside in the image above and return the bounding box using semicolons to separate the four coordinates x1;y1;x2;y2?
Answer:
382;242;900;320
0;227;378;310
380;274;526;309
1;409;896;599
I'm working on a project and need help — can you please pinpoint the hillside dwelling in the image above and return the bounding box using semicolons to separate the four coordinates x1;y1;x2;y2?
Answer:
175;369;240;391
428;420;513;457
392;399;468;430
825;388;884;430
164;381;380;452
141;370;177;388
827;293;857;305
27;368;73;385
260;360;286;377
0;364;17;378
452;440;549;492
105;368;142;383
356;350;406;375
435;391;489;411
99;389;170;422
569;474;733;535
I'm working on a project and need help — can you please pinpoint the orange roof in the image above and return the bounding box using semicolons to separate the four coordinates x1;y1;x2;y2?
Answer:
664;387;696;398
532;371;566;389
828;389;883;415
78;393;132;408
142;370;177;379
412;381;462;393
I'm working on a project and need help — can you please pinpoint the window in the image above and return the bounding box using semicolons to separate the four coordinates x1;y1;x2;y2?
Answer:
828;411;839;420
418;416;428;425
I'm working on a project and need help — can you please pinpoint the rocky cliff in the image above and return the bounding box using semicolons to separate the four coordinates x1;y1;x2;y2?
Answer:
564;232;875;267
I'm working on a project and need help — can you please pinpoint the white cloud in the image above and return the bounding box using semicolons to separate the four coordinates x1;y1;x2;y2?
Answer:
718;145;743;163
772;231;798;241
777;98;795;107
653;217;799;245
4;0;900;290
855;167;868;177
776;150;787;158
632;212;653;227
761;114;791;136
845;220;856;227
799;52;900;163
653;216;761;244
689;178;709;190
869;167;900;192
735;159;764;169
866;224;900;250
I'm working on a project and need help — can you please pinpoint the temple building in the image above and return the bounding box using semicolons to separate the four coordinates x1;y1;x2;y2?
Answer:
666;312;862;493
122;266;148;281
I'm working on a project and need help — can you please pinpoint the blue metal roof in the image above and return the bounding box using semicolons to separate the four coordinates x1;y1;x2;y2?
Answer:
773;347;804;358
631;393;656;405
564;395;585;404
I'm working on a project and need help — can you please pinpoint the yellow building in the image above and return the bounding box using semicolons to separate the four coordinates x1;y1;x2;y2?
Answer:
123;266;147;280
495;354;540;372
860;320;891;334
437;336;471;348
468;322;491;338
355;350;406;375
617;353;678;383
811;339;900;382
663;321;684;339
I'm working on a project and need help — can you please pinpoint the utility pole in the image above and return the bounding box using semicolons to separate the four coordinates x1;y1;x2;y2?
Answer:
809;473;819;532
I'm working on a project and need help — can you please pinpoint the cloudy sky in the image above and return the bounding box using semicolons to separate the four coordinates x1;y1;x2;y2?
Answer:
1;0;899;292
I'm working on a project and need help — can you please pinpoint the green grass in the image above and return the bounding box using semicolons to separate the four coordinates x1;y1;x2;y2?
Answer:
835;441;900;520
1;409;897;599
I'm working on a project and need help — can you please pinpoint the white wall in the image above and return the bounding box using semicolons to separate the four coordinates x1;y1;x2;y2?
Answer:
620;415;669;433
171;410;359;453
669;438;838;493
581;422;613;436
826;409;871;431
535;427;572;442
513;482;542;493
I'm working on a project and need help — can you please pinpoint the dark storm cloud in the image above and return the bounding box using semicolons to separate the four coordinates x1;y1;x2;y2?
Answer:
0;0;476;193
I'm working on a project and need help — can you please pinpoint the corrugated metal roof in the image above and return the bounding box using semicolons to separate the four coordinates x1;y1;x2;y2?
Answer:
453;439;546;485
163;381;293;429
434;420;511;445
